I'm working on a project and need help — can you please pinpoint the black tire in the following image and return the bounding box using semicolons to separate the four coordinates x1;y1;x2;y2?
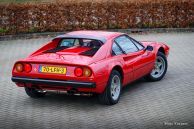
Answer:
98;70;122;105
145;52;167;81
25;87;46;98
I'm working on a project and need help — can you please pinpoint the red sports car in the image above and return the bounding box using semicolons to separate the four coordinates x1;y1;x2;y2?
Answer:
12;31;169;105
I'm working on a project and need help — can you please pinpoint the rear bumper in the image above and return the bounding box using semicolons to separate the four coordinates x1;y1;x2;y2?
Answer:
11;77;96;88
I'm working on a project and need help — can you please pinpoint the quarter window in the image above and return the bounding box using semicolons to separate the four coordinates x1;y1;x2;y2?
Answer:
115;35;138;53
112;42;123;55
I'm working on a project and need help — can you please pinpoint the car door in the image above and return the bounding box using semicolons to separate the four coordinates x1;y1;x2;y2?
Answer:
112;40;134;84
129;37;155;80
113;35;153;83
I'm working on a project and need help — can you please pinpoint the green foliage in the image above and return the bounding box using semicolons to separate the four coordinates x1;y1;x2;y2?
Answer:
189;23;194;27
28;27;38;33
0;28;8;33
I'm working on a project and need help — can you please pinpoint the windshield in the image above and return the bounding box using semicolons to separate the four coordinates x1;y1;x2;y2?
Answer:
59;38;102;48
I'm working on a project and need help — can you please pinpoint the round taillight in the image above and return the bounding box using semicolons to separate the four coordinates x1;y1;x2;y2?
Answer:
74;67;83;77
24;63;32;73
83;68;92;77
15;63;24;72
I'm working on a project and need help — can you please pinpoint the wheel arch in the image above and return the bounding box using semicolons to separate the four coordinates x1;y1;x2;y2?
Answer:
112;65;124;84
158;47;165;55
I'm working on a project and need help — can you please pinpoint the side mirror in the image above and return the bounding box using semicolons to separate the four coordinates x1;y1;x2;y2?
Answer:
145;45;153;51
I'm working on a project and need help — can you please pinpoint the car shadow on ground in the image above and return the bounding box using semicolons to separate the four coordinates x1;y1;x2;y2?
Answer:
20;78;149;108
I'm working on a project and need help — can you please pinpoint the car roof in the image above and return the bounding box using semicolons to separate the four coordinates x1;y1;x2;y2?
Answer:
53;30;123;43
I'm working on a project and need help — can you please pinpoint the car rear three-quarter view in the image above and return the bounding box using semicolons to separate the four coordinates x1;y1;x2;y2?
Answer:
11;31;170;105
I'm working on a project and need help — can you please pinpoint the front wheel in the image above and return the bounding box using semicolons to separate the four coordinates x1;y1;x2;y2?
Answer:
145;52;167;81
98;70;122;105
25;87;46;98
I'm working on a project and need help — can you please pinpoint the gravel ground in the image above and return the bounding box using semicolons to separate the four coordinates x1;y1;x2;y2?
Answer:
0;32;194;129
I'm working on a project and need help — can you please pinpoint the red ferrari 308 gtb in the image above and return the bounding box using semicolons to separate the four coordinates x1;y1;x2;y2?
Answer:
12;31;169;105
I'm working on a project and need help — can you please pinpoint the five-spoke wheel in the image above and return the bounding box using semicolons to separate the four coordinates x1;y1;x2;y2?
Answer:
145;52;167;81
111;75;121;101
98;70;122;105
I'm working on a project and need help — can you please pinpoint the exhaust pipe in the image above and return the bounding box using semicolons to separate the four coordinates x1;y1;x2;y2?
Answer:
67;88;93;96
67;90;76;95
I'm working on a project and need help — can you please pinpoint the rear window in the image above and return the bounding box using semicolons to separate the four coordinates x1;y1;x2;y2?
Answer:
59;38;102;48
44;38;103;56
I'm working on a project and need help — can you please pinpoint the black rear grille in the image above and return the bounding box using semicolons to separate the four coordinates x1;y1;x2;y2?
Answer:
44;46;69;53
79;48;99;56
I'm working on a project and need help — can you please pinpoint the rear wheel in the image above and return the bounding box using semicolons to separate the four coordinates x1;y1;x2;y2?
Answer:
98;70;122;105
145;52;167;81
25;87;46;98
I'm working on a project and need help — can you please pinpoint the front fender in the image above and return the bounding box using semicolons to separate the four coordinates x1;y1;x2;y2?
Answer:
154;42;170;57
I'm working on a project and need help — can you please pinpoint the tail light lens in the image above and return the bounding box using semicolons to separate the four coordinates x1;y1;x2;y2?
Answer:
15;63;32;73
24;63;32;73
83;67;92;77
74;67;83;77
15;63;24;72
74;67;92;77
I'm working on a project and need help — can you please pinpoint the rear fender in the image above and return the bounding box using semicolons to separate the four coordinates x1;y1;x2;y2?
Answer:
30;38;60;56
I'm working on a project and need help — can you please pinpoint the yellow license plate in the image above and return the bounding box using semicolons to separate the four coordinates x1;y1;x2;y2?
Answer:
39;66;66;74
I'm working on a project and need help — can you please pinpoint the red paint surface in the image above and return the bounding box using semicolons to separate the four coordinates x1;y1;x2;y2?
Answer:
12;31;170;93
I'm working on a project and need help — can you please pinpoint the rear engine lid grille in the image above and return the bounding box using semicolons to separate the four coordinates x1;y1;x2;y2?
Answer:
44;46;69;53
79;48;99;56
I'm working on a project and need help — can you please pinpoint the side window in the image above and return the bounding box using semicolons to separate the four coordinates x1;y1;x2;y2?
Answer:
112;42;123;56
130;38;144;50
115;35;138;53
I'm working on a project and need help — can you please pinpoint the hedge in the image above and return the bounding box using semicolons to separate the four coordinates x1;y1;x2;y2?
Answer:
0;0;194;35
